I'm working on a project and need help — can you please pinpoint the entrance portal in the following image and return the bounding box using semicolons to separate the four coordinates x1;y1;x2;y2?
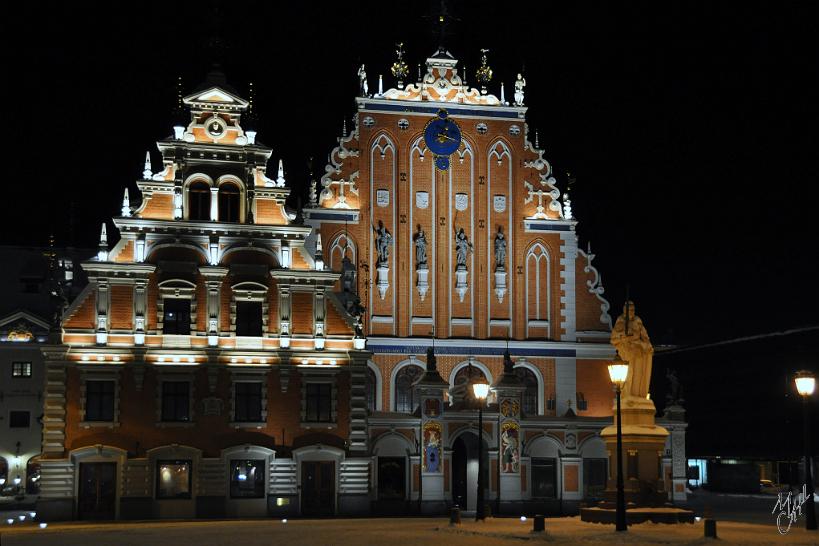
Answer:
301;461;335;517
376;456;406;514
77;462;116;520
451;432;488;512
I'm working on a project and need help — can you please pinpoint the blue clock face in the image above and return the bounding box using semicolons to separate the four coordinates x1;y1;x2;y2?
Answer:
423;110;462;170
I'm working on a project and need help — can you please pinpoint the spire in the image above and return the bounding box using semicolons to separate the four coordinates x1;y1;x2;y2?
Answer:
143;151;152;179
172;75;186;139
97;223;108;261
563;173;574;220
342;117;347;138
534;129;540;149
121;188;131;217
276;159;286;187
244;81;258;143
315;233;324;270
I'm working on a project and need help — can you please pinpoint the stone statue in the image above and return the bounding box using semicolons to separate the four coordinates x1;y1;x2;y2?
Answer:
414;227;428;267
373;220;392;266
611;301;653;401
514;73;526;106
454;227;473;269
358;64;368;96
494;227;507;271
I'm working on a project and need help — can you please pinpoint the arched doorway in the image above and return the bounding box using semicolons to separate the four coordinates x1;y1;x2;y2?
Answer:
451;432;488;513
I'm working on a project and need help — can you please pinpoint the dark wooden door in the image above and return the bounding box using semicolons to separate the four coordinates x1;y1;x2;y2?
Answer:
301;461;335;517
78;462;117;520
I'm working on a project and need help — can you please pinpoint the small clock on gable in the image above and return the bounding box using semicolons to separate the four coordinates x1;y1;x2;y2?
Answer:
423;109;462;170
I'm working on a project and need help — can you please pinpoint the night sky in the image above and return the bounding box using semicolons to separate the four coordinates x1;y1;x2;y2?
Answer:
3;1;818;348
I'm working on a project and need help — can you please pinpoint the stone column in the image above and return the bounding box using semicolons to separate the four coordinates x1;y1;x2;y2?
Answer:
199;267;227;347
96;278;110;345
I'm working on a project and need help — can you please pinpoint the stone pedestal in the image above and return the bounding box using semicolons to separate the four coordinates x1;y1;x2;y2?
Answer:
494;269;507;303
376;265;389;300
416;266;429;301
600;396;669;507
455;267;468;302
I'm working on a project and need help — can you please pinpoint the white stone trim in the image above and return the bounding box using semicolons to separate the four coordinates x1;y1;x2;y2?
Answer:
560;232;578;340
366;360;383;412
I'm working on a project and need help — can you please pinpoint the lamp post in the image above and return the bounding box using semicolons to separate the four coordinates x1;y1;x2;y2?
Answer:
608;356;629;532
473;377;490;521
795;370;817;531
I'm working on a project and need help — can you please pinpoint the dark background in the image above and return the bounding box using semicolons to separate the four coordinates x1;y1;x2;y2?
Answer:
2;2;817;454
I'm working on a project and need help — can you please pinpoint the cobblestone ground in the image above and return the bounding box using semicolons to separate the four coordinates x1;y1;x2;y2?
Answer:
0;516;816;545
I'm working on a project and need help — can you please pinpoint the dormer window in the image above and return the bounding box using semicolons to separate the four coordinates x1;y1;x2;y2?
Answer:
188;182;211;221
219;183;241;222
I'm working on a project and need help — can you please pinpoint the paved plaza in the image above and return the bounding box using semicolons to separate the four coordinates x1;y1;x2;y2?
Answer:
0;516;817;545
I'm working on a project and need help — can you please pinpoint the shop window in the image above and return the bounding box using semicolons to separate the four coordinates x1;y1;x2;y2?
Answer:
236;301;263;337
163;298;191;335
9;411;30;428
12;362;32;378
156;460;192;499
85;380;115;422
229;459;265;499
161;381;190;422
234;382;263;422
305;383;332;423
188;181;211;221
531;457;558;498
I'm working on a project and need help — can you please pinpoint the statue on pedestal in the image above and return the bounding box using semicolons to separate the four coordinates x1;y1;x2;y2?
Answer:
373;220;392;266
414;227;428;267
454;227;473;270
494;227;507;271
611;300;653;401
358;64;368;96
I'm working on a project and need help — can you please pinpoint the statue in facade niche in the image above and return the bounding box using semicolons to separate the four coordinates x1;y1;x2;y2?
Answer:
414;226;428;267
611;300;653;401
358;64;368;96
454;227;473;269
494;227;507;271
373;220;392;266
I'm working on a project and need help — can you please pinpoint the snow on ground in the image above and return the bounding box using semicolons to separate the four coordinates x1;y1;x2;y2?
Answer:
0;516;816;545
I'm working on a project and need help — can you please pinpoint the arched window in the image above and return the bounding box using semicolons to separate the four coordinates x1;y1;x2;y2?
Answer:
366;366;377;413
394;365;424;413
514;366;540;416
219;183;241;222
188;182;211;221
526;243;550;336
452;365;488;404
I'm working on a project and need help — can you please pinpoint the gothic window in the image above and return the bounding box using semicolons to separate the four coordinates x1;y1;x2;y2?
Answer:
526;243;550;331
453;365;488;404
366;366;377;412
218;182;241;222
85;380;115;422
514;366;539;416
188;181;211;221
234;382;263;422
305;383;332;422
236;301;263;337
161;381;190;422
394;365;424;413
163;298;191;335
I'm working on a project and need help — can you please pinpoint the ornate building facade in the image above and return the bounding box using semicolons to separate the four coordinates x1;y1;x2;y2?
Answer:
35;48;686;521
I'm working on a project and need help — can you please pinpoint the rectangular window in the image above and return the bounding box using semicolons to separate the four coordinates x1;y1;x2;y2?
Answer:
583;458;608;499
161;381;190;422
156;460;192;499
305;383;332;423
235;301;263;337
12;362;32;378
234;382;263;422
85;380;115;422
531;457;558;498
229;459;265;498
163;298;191;335
9;411;30;428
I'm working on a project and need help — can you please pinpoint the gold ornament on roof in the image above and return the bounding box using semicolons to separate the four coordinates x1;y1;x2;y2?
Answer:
475;48;493;86
391;42;409;86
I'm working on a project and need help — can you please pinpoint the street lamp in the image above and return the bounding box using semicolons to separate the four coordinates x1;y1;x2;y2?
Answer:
607;355;629;532
472;377;490;522
795;370;817;531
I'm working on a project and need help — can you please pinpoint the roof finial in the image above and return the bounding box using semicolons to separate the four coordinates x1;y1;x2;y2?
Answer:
475;49;493;95
315;232;324;270
276;159;286;187
342;117;347;138
534;129;540;149
98;223;108;261
172;76;186;139
391;42;409;88
143;151;152;179
121;188;131;217
245;81;258;142
377;74;384;97
500;82;506;105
